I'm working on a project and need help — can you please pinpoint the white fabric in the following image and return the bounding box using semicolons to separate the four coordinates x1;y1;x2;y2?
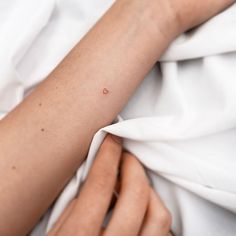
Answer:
0;1;236;235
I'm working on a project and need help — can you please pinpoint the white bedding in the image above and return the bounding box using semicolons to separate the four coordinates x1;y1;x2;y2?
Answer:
0;1;236;235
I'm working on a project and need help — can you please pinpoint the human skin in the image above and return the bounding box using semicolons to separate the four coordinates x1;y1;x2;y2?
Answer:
48;135;172;236
0;0;234;235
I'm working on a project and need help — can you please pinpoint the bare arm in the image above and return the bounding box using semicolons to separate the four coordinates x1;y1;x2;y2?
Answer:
0;0;234;235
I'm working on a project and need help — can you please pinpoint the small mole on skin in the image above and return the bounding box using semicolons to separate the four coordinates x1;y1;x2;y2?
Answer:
103;88;109;95
12;166;16;170
41;128;45;132
38;103;42;106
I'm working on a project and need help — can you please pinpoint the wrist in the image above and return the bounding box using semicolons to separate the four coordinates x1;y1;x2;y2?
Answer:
118;0;182;42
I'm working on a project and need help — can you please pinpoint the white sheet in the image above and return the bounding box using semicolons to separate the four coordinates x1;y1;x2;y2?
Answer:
0;1;236;235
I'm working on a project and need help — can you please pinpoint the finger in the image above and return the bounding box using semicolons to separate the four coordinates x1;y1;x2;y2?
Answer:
104;152;150;236
55;134;122;236
139;189;172;236
47;199;77;236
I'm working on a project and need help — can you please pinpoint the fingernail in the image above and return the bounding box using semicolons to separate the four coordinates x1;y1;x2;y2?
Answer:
110;134;123;144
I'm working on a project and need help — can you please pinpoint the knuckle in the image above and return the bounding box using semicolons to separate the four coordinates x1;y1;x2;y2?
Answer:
121;157;150;203
122;152;138;165
93;177;108;192
129;181;149;203
157;208;172;229
92;169;114;192
100;137;120;156
104;134;121;148
132;183;145;197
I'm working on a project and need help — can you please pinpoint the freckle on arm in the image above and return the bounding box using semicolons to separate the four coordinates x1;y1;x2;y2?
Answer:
103;88;109;95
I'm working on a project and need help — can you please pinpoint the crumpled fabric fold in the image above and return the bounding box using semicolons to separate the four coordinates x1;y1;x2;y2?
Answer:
0;1;235;235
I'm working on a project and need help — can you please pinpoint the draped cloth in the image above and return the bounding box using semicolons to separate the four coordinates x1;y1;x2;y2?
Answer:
0;1;235;235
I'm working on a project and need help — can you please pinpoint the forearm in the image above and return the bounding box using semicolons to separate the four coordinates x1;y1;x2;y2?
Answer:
0;0;177;235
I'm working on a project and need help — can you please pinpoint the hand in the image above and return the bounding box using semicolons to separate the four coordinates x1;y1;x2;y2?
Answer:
163;0;235;33
47;134;173;236
118;0;235;45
